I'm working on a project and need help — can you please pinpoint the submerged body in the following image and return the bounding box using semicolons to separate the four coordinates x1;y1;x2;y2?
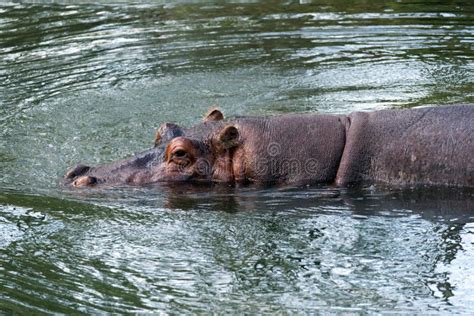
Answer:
65;105;473;188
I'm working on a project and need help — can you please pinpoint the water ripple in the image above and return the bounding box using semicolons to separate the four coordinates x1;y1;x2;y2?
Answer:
1;2;473;111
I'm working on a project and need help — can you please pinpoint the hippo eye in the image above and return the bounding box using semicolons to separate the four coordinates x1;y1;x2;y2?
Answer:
173;149;188;158
170;149;192;167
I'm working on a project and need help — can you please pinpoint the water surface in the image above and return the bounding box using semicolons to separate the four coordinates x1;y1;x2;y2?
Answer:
1;0;473;313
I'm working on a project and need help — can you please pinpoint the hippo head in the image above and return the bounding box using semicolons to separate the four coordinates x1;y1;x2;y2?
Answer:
64;109;243;187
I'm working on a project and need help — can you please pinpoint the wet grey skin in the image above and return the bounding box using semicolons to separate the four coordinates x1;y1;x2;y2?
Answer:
65;105;474;188
64;147;163;187
64;122;184;187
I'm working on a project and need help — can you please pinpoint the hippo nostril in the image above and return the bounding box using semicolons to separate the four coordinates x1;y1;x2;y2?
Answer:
65;164;91;179
72;176;98;187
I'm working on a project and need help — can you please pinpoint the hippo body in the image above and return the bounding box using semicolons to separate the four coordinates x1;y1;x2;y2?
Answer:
337;105;473;187
65;105;473;188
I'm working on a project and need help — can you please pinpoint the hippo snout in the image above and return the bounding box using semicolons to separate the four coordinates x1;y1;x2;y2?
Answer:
72;175;98;187
65;164;90;179
65;164;98;187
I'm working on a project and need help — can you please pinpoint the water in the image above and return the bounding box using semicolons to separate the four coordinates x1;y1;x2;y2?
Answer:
1;0;473;313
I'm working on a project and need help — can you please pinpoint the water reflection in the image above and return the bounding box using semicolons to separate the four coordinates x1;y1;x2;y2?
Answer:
1;185;473;312
154;183;474;221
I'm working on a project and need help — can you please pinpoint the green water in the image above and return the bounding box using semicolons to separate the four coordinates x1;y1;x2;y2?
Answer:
1;0;473;313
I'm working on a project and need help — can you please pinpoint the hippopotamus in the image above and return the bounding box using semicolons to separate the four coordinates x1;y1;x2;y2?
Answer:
65;104;473;188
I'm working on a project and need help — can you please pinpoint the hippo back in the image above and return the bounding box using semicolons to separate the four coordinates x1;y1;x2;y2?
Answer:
231;114;347;184
336;105;474;187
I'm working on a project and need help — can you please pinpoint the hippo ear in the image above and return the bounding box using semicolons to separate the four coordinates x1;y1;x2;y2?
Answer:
204;108;224;122
215;125;239;151
154;130;161;146
154;123;184;147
